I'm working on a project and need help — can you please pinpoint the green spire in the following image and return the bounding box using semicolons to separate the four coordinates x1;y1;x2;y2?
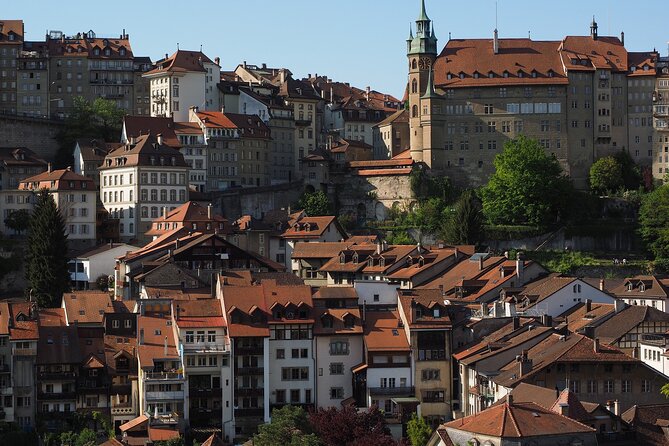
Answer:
409;23;414;39
418;0;430;21
421;68;438;99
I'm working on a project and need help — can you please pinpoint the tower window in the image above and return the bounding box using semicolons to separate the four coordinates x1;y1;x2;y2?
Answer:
412;59;417;70
412;105;418;118
412;79;418;94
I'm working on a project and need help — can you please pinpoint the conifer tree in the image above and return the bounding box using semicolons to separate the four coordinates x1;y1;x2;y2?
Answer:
26;189;70;308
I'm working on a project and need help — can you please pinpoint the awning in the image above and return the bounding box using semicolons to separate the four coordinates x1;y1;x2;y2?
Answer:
392;397;420;404
351;363;368;374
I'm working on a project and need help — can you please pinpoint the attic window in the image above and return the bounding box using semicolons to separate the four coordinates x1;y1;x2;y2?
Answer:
379;258;385;267
473;72;480;79
433;308;440;318
339;253;346;264
79;310;85;315
518;70;524;78
644;65;650;71
352;253;359;263
154;329;161;335
640;283;646;292
503;71;509;78
459;72;465;79
548;70;555;77
322;314;333;328
367;258;374;267
531;71;538;78
120;48;126;56
392;329;399;336
488;71;494;78
447;73;453;80
627;283;633;291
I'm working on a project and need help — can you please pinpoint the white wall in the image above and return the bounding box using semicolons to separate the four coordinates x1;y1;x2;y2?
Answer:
355;280;399;306
525;279;615;317
315;335;364;408
268;335;315;407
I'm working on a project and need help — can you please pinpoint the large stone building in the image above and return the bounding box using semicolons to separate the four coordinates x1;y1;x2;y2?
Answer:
407;2;657;188
0;20;22;114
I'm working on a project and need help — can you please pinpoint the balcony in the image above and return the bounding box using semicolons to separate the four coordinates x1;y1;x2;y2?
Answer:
368;386;415;397
654;106;669;117
295;119;312;127
234;407;264;417
190;387;222;398
37;371;77;380
236;367;264;376
111;402;135;416
145;390;185;401
111;383;132;394
78;380;109;391
183;343;230;354
144;371;184;381
12;347;36;356
37;391;77;401
0;387;12;395
235;388;264;397
234;346;263;355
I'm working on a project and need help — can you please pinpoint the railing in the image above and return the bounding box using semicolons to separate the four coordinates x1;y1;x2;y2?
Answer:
0;387;12;395
183;343;230;353
236;367;264;376
235;388;264;397
145;390;184;400
295;119;312;127
111;405;135;416
368;386;415;397
37;371;77;380
190;387;222;397
234;408;264;417
12;347;36;356
144;371;184;381
234;346;263;355
37;391;77;400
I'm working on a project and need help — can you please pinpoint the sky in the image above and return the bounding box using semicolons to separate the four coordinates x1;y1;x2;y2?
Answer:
4;0;668;98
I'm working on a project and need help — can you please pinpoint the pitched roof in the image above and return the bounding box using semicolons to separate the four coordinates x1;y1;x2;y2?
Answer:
594;305;669;344
556;301;614;333
418;255;506;292
102;133;188;170
313;307;363;336
375;109;408;127
397;289;452;329
608;275;669;299
74;242;140;259
62;291;113;325
75;139;121;163
123;116;180;147
174;299;225;328
281;216;338;239
622;404;669;446
136;316;180;368
119;415;148;432
291;241;352;259
0;302;9;335
363;310;409;352
219;283;270;337
19;168;94;191
201;434;226;446
144;50;213;75
0;146;47;167
0;20;24;43
36;325;82;365
443;401;595;437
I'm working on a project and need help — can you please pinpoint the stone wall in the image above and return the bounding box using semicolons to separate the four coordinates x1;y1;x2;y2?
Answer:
0;114;64;161
213;181;305;219
333;173;415;221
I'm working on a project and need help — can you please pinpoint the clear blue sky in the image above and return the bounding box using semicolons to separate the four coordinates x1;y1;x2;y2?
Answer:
5;0;668;98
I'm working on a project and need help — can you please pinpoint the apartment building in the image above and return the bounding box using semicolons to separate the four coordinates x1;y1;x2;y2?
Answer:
172;299;231;435
144;50;219;122
8;302;38;431
653;57;669;178
73;139;122;189
18;167;97;249
174;121;207;192
282;215;347;272
132;56;153;116
0;20;22;114
0;146;46;233
373;109;410;159
145;201;230;240
16;41;48;117
407;2;656;188
99;133;190;243
312;287;364;409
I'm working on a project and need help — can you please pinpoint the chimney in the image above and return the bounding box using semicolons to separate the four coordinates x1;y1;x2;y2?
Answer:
330;86;334;103
518;351;532;376
599;279;605;291
215;56;220;66
480;302;487;317
454;247;459;260
606;400;614;413
164;336;168;356
175;304;180;320
504;251;509;259
558;402;570;418
243;60;247;68
493;29;499;54
478;255;484;271
584;325;595;339
541;314;552;327
207;203;213;220
262;63;267;69
513;316;520;330
366;86;370;101
593;337;600;353
376;239;382;255
439;284;445;296
156;133;163;145
47;162;52;173
515;252;524;284
507;394;514;405
614;299;627;313
139;328;144;345
613;400;620;416
620;31;625;45
163;207;168;220
279;69;286;84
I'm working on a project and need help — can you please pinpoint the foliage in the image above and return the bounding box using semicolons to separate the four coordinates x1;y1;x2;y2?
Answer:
155;438;185;446
406;414;432;446
96;274;111;291
386;229;416;245
639;184;669;259
26;189;70;308
613;150;642;191
661;382;669;399
253;406;319;446
589;156;623;195
55;96;125;168
483;225;546;241
3;209;31;235
410;169;452;202
59;429;97;446
407;197;447;235
442;190;484;246
0;422;38;446
480;135;573;226
310;405;398;446
298;191;332;216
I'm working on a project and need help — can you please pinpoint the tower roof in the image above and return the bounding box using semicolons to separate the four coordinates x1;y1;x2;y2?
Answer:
421;68;438;99
418;0;430;21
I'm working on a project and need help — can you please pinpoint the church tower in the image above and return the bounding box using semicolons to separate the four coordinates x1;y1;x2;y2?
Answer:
407;0;438;164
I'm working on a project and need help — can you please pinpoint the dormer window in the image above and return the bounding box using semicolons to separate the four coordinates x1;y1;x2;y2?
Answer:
120;48;126;56
343;314;354;329
339;253;346;264
447;73;453;80
352;253;359;263
104;48;111;56
416;307;423;319
379;257;385;267
322;314;334;328
640;283;646;292
367;258;374;267
473;71;480;79
93;48;100;56
488;71;494;78
518;70;524;78
459;72;465;79
503;71;509;78
433;308;440;318
627;283;633;291
548;70;555;78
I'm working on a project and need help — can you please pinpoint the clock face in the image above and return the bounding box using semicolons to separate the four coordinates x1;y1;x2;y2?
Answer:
419;58;432;70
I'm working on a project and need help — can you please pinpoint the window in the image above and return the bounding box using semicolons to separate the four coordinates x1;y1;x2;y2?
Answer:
604;380;614;393
587;380;597;394
570;380;581;393
330;363;344;375
622;380;632;393
275;390;286;404
421;369;440;381
484;104;494;114
281;367;309;381
276;349;285;359
642;379;651;393
330;387;344;399
330;340;349;355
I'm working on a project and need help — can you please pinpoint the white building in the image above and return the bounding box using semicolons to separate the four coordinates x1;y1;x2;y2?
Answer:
69;242;140;290
99;133;190;244
282;215;347;272
19;167;97;249
144;50;220;122
175;122;208;192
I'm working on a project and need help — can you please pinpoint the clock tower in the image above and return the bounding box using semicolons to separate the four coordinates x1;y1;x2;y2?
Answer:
407;0;438;164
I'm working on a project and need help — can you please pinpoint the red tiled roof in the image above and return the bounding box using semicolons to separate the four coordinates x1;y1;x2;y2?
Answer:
282;216;337;239
145;50;213;75
137;316;180;368
123;116;180;147
101;133;188;170
0;20;24;43
19;168;94;191
398;289;452;329
363;310;409;352
63;291;113;325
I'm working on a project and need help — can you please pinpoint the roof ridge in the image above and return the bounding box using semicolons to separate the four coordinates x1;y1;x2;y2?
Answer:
506;401;522;436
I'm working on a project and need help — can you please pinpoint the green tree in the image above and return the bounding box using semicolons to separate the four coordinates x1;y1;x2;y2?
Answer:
613;150;642;190
408;197;446;235
3;209;31;235
639;184;669;259
155;438;185;446
480;135;572;226
55;96;125;168
406;414;432;446
253;406;319;446
442;190;484;245
298;190;332;216
26;189;70;308
589;156;623;195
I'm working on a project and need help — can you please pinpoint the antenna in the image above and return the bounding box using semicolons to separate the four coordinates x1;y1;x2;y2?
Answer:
528;30;531;39
176;42;179;50
495;0;498;30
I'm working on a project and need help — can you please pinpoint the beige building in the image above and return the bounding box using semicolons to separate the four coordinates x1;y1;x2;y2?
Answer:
408;3;656;189
0;20;22;114
653;57;669;179
16;41;48;117
373;109;410;159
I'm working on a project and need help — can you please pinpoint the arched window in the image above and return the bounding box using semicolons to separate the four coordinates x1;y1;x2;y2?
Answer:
411;78;418;94
411;59;417;70
412;105;418;117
